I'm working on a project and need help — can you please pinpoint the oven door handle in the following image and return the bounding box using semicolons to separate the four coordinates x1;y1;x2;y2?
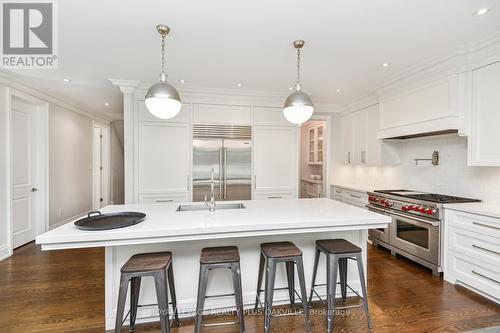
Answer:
390;211;440;227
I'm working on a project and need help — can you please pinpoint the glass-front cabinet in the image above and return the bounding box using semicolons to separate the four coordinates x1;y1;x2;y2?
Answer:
308;124;324;165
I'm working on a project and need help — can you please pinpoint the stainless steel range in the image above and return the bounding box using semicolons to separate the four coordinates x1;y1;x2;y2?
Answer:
366;190;480;276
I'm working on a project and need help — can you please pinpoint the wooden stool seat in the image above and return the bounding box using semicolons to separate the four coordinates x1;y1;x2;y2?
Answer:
121;252;172;273
200;246;240;264
260;241;302;258
316;239;361;254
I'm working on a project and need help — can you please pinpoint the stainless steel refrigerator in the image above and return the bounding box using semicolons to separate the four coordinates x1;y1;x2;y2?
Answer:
192;124;252;202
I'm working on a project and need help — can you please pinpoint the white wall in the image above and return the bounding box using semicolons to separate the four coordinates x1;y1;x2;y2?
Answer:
0;85;10;259
49;105;94;226
332;133;500;204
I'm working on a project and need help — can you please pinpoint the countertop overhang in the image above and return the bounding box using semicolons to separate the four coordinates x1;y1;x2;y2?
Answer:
36;198;390;250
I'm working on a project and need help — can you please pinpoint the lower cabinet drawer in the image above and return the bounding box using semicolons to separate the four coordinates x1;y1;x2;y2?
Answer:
342;197;367;209
448;210;500;240
253;191;296;200
138;192;190;204
449;226;500;267
449;251;500;301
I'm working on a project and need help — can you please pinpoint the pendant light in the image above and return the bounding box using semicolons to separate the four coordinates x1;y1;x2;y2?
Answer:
145;24;182;119
283;40;314;125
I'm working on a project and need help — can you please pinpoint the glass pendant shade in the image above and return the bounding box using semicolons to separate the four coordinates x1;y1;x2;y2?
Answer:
283;90;314;124
145;81;182;119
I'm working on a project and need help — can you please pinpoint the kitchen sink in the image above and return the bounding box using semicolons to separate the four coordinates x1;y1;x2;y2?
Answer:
176;203;246;212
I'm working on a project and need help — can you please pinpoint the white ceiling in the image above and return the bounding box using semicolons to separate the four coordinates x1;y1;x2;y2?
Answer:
5;0;500;120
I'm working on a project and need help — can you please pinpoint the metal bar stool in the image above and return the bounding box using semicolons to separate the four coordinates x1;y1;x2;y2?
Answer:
309;239;372;333
115;252;180;333
194;246;245;333
254;241;311;333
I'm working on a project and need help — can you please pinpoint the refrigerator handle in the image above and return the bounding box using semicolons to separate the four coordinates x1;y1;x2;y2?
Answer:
224;148;227;199
219;147;223;199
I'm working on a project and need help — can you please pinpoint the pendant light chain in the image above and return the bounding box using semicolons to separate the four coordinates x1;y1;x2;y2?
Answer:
160;34;166;81
296;48;301;90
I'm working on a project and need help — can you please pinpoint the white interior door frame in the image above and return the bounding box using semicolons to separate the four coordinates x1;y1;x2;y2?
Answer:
309;113;332;198
92;121;110;209
6;88;49;254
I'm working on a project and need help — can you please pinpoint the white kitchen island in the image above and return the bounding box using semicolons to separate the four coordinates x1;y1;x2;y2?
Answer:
36;198;390;330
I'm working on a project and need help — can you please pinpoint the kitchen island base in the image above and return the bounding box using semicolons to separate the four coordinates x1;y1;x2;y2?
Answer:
104;230;368;330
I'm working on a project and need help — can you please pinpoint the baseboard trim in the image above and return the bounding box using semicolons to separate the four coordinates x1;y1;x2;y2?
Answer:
49;211;90;230
0;244;12;261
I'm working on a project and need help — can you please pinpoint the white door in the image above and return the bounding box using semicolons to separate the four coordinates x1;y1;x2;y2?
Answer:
93;127;102;209
253;126;298;192
11;98;38;248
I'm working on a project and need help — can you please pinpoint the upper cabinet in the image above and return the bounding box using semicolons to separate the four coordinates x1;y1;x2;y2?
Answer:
137;100;191;123
469;61;500;166
341;104;399;166
307;123;324;165
378;77;459;139
193;104;251;125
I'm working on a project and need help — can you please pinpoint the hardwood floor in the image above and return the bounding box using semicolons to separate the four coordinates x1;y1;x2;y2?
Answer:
0;242;498;332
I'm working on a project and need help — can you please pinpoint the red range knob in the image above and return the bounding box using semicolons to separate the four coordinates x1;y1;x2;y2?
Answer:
419;207;426;213
401;206;408;211
380;199;387;204
426;209;434;215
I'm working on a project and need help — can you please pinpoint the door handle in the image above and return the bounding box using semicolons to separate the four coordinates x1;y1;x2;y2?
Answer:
31;188;38;192
224;148;227;199
219;147;223;199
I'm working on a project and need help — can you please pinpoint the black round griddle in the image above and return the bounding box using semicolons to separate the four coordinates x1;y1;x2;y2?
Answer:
74;211;146;231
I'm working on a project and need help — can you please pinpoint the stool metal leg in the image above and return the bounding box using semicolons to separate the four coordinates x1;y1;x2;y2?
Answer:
254;253;265;310
167;264;181;326
115;273;130;333
231;262;246;333
263;259;277;333
194;265;209;333
285;261;295;305
309;247;321;303
356;253;372;330
154;270;170;333
130;276;141;331
339;257;348;302
326;254;338;333
295;256;312;333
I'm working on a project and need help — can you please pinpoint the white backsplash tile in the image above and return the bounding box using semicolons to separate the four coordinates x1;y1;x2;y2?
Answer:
333;135;500;204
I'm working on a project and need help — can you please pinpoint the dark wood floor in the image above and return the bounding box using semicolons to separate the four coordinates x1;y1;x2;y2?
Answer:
0;242;499;333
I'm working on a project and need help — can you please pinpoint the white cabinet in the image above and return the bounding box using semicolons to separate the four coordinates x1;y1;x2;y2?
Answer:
341;105;399;166
469;61;500;166
253;126;298;198
444;209;500;303
137;122;191;200
330;186;368;208
137;100;191;123
307;124;324;165
253;107;292;127
193;104;251;125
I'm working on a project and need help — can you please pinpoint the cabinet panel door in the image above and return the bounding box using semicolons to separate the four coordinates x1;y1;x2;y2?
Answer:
138;122;191;193
253;126;297;192
341;114;353;164
364;105;381;165
470;61;500;166
352;110;366;164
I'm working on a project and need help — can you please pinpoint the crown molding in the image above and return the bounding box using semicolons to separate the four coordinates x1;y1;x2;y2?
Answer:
108;79;140;94
0;68;110;124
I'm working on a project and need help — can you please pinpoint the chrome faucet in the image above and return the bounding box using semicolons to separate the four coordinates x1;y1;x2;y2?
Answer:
204;168;216;211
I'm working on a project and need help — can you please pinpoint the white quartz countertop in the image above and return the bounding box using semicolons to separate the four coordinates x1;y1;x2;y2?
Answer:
332;184;375;193
36;198;390;250
444;202;500;220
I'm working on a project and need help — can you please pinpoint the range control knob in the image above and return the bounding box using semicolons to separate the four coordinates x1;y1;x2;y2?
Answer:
384;201;392;207
426;208;436;215
418;207;426;213
401;206;409;211
380;199;387;204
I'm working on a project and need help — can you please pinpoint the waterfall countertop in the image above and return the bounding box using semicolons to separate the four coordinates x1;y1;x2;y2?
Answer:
36;198;390;250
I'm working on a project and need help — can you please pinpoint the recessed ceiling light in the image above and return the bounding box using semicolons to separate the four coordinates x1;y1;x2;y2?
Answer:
179;79;185;83
381;63;389;68
474;8;489;16
104;102;110;106
237;83;242;87
63;78;71;82
336;89;342;93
